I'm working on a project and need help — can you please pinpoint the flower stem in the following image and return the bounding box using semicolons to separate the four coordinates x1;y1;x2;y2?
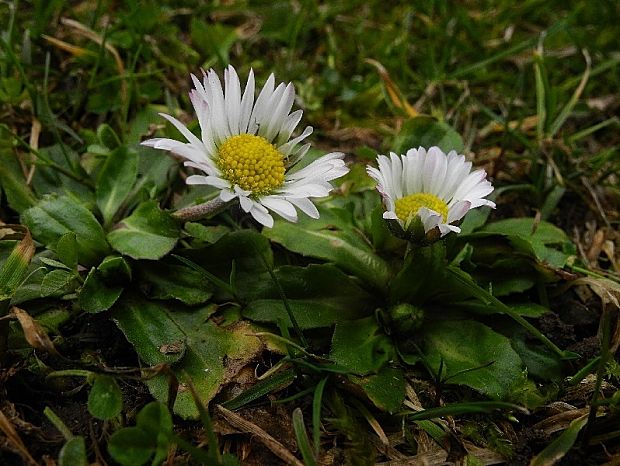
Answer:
172;197;230;222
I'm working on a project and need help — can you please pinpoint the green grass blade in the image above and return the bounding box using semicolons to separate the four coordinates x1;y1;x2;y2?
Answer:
533;49;548;142
549;50;591;138
222;369;297;410
292;408;316;466
529;415;588;466
312;377;328;455
404;401;528;420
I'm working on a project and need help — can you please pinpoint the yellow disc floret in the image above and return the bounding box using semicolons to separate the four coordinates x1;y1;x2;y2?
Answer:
218;134;285;195
395;193;449;223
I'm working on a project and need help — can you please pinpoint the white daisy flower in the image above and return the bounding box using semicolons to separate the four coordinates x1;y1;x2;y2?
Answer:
142;65;348;228
367;146;495;238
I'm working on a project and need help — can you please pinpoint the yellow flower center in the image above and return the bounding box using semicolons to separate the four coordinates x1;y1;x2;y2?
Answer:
395;193;449;223
218;134;285;195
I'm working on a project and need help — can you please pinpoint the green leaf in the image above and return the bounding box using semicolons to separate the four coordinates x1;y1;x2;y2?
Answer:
58;436;87;466
393;116;464;155
330;316;394;375
56;232;78;270
97;255;132;283
39;257;70;270
79;268;123;313
511;332;564;381
112;297;187;365
475;218;572;268
243;264;374;329
390;242;445;304
113;297;263;418
0;149;36;213
97;123;122;150
183;229;273;299
136;402;172;466
131;145;178;198
22;195;110;267
96;146;138;227
108;427;154;466
350;366;405;413
422;320;525;399
88;375;123;420
184;222;231;244
107;201;179;260
264;206;390;290
41;269;76;297
138;261;213;305
31;145;94;201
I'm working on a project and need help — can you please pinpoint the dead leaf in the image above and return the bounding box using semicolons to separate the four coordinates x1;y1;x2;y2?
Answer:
12;307;59;356
366;59;418;117
0;408;38;466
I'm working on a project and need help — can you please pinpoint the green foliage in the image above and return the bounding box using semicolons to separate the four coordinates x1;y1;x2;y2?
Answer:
243;264;374;329
58;436;87;466
22;195;110;267
265;205;390;290
113;297;262;419
330;317;394;375
79;267;123;313
88;374;123;420
421;320;527;400
108;402;174;466
107;201;180;260
96;146;138;228
350;366;406;413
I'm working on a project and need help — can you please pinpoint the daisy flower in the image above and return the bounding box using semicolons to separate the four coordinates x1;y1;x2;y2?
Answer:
142;66;348;227
367;146;495;238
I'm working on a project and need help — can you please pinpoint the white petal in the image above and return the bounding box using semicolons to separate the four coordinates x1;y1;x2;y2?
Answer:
421;147;440;193
249;202;274;228
224;65;242;134
438;223;461;236
263;82;295;141
220;189;237;202
238;68;256;133
276;109;303;146
248;73;275;134
447;200;471;223
428;147;448;195
158;113;203;149
286;152;345;181
261;196;298;222
418;207;442;233
389;152;403;199
206;70;229;144
406;148;425;195
451;170;488;202
278;126;313;156
281;182;331;198
186;175;229;189
238;195;253;212
376;155;395;198
288;197;319;219
438;152;468;200
141;137;176;149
